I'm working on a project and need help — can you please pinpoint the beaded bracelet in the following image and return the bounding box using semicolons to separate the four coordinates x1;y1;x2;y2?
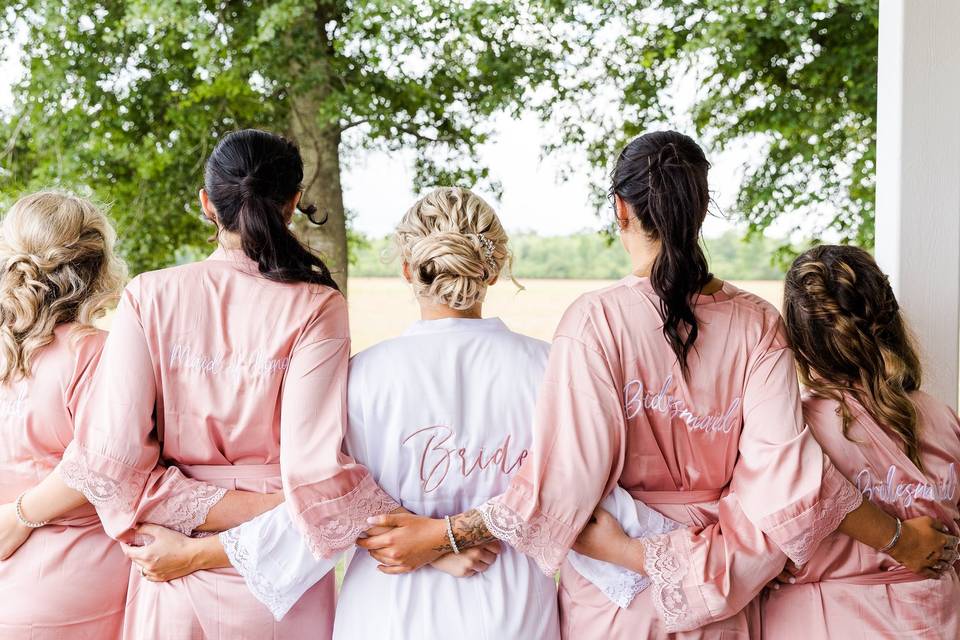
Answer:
445;515;461;554
15;491;48;528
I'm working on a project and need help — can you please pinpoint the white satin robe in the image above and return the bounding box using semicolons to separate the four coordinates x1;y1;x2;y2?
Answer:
222;318;561;639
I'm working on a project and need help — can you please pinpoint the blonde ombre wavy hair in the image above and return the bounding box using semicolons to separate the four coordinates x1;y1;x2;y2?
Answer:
0;191;127;383
395;187;519;311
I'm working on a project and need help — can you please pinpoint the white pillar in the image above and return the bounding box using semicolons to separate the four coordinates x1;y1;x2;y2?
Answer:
876;0;960;409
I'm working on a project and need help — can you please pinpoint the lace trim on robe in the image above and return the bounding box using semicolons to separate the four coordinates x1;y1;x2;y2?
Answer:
220;528;293;621
639;534;710;633
58;442;145;511
476;498;571;577
298;475;399;559
778;478;864;567
146;484;227;536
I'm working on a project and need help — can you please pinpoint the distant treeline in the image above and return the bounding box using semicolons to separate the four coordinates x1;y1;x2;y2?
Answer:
352;230;791;280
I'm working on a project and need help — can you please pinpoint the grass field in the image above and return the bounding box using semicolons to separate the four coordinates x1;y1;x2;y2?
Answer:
347;277;785;353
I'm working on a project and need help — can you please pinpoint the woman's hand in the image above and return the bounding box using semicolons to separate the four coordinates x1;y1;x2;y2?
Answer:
766;560;802;591
0;503;33;560
121;524;224;582
572;507;646;575
357;513;449;574
430;541;502;578
890;516;959;578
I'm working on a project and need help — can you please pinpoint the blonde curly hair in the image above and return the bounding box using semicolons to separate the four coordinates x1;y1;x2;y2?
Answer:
395;187;518;311
0;191;127;383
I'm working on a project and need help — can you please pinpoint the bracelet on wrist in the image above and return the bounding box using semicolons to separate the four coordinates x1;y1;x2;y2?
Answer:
445;515;461;554
15;491;48;529
877;516;902;554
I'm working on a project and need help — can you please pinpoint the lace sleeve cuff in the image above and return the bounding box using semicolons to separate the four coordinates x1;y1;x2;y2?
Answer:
221;528;295;621
773;467;864;566
221;505;338;621
476;494;578;577
294;474;399;560
144;482;227;536
639;533;712;633
58;441;146;511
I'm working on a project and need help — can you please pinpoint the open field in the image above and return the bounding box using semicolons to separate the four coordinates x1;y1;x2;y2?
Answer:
347;277;785;353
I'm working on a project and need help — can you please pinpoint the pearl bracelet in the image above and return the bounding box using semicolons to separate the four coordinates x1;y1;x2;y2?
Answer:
15;491;48;528
445;515;461;554
877;516;902;554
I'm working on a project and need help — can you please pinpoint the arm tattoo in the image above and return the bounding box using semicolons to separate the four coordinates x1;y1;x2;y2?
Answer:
453;509;495;551
430;509;496;554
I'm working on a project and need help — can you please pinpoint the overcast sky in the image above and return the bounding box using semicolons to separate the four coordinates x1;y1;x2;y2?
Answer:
1;37;769;240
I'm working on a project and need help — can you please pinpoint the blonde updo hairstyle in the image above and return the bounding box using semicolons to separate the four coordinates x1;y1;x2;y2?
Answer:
0;191;127;384
395;187;517;311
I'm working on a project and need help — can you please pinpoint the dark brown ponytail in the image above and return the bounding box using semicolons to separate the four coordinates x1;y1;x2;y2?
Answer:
204;129;338;290
611;131;712;374
783;245;924;469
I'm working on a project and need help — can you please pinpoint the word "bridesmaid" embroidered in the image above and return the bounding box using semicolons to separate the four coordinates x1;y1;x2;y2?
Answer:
624;374;741;434
856;463;958;508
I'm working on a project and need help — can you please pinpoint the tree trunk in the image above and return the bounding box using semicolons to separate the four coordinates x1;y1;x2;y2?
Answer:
286;0;349;294
289;97;348;293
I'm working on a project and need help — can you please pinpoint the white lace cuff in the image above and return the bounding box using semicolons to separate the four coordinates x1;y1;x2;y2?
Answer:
222;504;337;621
566;487;682;608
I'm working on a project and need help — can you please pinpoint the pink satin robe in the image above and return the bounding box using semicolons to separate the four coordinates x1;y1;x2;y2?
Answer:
478;276;862;638
0;325;129;639
57;248;397;639
762;391;960;639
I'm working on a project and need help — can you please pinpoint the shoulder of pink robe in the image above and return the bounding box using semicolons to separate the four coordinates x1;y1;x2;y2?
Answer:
477;287;629;575
58;275;227;539
62;325;106;413
278;289;399;559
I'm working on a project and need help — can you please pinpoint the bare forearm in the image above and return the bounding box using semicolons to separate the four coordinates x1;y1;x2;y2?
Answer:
192;534;232;570
440;509;496;553
20;471;88;524
194;491;283;533
837;499;897;550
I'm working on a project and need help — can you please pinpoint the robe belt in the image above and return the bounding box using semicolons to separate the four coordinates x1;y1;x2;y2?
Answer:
628;488;724;505
177;463;281;482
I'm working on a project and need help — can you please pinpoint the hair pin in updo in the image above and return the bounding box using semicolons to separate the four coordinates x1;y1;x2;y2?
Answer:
476;233;497;271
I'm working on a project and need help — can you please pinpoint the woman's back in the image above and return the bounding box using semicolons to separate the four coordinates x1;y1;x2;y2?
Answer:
0;326;130;637
519;275;857;638
336;317;559;640
600;276;785;496
761;391;960;638
129;248;344;467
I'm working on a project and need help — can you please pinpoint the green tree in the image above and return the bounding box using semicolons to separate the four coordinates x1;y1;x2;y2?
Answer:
551;0;878;251
0;0;585;288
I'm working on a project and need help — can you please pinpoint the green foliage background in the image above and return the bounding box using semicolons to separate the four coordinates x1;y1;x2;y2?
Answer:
557;0;879;248
0;1;880;276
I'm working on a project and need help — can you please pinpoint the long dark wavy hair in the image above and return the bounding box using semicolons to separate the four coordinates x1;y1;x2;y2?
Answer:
204;129;338;290
610;130;713;374
783;244;924;469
